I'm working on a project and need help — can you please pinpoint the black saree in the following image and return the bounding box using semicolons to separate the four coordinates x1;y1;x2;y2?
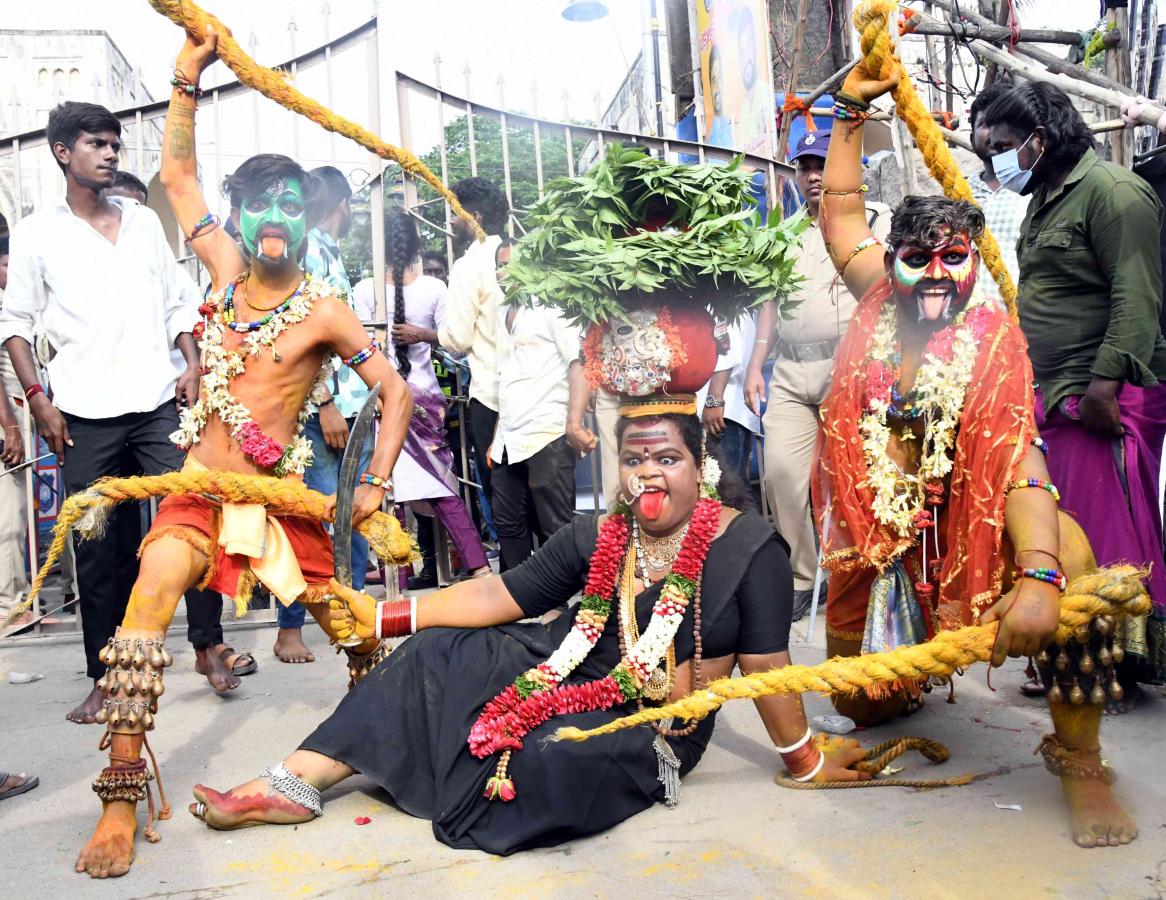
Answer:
300;510;792;855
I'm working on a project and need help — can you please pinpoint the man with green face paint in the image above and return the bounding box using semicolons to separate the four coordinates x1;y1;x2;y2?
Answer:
72;25;415;880
237;176;308;262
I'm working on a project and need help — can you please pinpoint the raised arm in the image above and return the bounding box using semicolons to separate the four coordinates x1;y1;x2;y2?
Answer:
160;26;245;290
820;62;899;300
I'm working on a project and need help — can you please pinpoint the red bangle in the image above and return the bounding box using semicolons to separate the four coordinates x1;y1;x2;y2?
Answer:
377;599;415;639
24;383;45;401
780;741;822;779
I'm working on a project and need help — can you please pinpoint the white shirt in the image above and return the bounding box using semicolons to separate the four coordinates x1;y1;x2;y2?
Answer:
490;300;581;464
0;196;199;418
438;235;503;411
352;272;447;397
697;315;761;435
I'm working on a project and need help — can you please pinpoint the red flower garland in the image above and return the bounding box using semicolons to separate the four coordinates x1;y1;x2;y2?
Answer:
468;498;722;800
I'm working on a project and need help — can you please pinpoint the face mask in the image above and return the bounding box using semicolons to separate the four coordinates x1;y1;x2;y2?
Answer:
991;133;1043;194
239;176;307;262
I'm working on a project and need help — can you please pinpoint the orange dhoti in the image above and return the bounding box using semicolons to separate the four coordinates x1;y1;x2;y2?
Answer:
141;492;334;607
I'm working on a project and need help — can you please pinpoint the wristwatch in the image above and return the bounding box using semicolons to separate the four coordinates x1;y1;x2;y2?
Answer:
704;396;726;409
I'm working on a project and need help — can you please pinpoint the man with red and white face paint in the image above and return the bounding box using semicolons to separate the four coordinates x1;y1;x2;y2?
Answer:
800;58;1140;851
887;229;978;324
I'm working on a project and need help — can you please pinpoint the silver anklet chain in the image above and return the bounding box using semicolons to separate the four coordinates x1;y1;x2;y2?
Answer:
261;762;323;816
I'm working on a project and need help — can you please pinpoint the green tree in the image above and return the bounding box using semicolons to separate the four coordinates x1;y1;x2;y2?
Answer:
339;113;592;275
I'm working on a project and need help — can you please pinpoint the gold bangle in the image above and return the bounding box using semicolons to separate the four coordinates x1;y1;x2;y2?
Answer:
822;184;869;197
840;237;882;275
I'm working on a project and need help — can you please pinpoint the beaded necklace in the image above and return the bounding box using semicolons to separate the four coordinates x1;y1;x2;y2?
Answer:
223;273;308;333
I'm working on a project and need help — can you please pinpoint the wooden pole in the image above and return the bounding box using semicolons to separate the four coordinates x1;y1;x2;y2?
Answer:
922;0;1131;96
775;0;813;161
969;39;1166;131
906;18;1087;46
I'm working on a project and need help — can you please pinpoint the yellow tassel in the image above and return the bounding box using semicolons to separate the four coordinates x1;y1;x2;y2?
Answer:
232;567;258;619
3;469;416;626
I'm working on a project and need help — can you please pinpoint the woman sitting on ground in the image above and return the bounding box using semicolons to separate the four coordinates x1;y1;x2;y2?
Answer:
190;412;868;855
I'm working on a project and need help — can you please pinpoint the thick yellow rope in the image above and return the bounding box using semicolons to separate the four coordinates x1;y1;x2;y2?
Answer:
3;470;416;626
145;0;485;242
853;0;1018;318
553;565;1148;743
774;737;978;790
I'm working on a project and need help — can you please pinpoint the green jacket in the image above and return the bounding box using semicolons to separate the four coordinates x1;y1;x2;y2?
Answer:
1015;147;1166;412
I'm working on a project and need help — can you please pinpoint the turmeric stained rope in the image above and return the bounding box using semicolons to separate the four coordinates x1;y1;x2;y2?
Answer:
775;737;981;790
3;470;418;626
853;0;1018;318
552;565;1148;742
145;0;485;242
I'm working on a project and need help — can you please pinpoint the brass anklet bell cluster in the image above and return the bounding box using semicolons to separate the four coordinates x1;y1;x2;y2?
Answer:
93;758;152;803
94;633;173;732
1035;613;1125;707
344;640;390;689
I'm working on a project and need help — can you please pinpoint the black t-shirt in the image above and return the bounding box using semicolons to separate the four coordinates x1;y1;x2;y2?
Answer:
500;512;793;679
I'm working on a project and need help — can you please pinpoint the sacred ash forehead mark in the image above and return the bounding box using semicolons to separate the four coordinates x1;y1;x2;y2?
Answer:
624;430;670;446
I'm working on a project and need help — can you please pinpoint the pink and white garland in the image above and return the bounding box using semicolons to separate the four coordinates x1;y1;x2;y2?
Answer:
470;498;722;802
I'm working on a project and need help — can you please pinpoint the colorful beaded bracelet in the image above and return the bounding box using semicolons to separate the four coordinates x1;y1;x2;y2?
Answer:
1031;437;1049;456
188;212;220;241
1006;478;1060;502
343;340;377;367
170;70;204;99
833;103;870;122
359;472;391;490
1018;566;1068;591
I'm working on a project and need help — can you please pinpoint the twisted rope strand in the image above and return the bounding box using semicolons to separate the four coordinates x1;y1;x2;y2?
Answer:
775;736;980;789
145;0;485;241
854;0;1017;317
552;565;1148;743
4;470;416;625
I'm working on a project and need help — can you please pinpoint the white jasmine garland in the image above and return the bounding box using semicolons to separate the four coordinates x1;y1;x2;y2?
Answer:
859;301;985;537
170;277;334;476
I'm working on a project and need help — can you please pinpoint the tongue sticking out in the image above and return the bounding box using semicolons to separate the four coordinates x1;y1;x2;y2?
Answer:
639;491;665;520
919;289;950;322
258;235;287;259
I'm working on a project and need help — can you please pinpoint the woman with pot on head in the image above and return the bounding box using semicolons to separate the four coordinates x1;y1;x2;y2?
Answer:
351;209;490;583
188;387;869;853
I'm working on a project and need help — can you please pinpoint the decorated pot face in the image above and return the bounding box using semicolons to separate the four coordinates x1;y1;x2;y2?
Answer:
601;309;674;396
584;301;717;399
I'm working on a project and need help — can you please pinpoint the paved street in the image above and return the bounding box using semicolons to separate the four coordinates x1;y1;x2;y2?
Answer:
2;614;1163;899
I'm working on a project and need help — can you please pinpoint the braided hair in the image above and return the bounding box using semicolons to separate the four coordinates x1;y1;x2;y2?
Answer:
385;208;420;379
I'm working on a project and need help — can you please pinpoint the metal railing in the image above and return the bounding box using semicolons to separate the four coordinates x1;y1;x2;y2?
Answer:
1;15;793;639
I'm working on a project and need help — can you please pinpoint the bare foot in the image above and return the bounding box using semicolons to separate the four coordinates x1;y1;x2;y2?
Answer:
66;684;105;725
190;778;315;830
194;648;240;693
75;800;137;878
1061;776;1138;847
1104;682;1141;716
273;628;315;663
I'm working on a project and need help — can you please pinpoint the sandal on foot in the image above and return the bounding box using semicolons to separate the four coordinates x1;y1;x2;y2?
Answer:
220;647;258;677
0;772;39;802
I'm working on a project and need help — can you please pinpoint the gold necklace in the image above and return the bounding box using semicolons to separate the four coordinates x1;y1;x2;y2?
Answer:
634;521;688;576
620;546;675;703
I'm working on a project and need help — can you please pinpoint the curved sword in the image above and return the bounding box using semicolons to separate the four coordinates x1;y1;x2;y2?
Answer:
333;384;382;589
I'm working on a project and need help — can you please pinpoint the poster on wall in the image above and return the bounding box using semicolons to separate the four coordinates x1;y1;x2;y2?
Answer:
696;0;775;155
